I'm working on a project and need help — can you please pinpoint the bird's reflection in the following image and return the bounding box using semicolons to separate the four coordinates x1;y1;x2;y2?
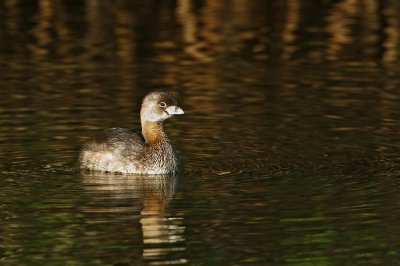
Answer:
82;172;187;265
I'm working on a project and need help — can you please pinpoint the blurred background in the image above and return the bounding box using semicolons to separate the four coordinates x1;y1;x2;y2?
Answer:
2;1;400;265
1;0;400;63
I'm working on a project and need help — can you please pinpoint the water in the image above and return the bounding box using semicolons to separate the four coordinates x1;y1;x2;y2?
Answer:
1;1;400;265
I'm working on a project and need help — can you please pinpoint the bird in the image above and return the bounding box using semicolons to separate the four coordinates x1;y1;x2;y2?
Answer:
79;91;184;174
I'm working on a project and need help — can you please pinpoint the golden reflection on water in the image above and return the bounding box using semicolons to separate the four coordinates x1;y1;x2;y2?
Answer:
1;0;400;63
281;0;300;60
82;172;186;265
177;0;211;62
382;4;400;62
325;0;355;61
2;2;400;264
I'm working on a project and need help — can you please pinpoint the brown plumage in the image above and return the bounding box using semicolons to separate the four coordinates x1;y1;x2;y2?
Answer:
79;92;184;174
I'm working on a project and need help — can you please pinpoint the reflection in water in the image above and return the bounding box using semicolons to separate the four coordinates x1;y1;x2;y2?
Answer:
2;1;400;265
325;0;355;61
82;172;186;265
1;0;400;63
281;0;300;60
177;0;211;61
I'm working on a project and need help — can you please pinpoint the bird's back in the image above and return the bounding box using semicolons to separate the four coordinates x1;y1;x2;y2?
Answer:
79;128;146;172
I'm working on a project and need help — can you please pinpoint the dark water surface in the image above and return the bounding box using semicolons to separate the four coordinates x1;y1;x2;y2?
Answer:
2;1;400;265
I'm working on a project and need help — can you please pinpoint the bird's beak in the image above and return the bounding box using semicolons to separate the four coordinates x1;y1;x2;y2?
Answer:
166;106;184;115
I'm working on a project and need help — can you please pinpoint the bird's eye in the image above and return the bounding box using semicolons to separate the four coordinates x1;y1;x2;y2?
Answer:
159;102;167;108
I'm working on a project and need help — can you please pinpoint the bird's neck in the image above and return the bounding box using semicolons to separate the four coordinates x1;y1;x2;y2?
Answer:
142;120;167;145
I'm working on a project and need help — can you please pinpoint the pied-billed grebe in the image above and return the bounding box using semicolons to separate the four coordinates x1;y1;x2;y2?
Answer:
79;92;184;174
